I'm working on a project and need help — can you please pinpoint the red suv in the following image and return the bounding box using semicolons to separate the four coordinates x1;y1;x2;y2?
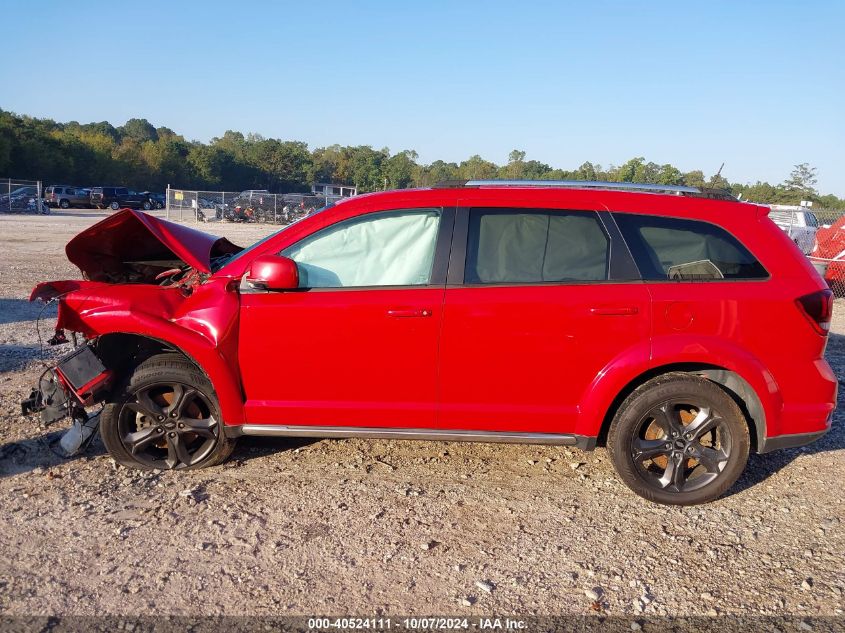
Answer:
24;181;837;504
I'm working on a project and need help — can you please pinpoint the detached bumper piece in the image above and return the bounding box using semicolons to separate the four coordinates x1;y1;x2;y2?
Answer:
20;344;113;425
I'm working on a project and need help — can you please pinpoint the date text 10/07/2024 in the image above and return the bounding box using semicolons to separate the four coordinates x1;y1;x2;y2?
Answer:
307;618;528;630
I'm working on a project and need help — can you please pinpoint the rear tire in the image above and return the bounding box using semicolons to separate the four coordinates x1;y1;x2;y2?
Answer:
142;201;152;210
607;373;750;505
100;354;236;470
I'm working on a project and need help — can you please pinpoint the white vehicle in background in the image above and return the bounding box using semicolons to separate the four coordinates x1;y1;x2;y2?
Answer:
768;204;818;255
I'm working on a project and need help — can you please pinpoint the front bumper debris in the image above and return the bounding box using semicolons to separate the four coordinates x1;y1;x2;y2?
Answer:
21;343;113;425
58;411;101;457
21;343;112;458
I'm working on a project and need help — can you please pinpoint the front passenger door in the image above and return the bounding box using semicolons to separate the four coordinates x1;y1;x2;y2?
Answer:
238;207;454;429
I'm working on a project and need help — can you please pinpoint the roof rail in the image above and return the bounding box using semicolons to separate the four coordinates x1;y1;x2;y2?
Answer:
433;179;738;201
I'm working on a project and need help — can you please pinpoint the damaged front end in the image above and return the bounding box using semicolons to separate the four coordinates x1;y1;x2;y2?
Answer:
22;343;113;422
20;209;245;455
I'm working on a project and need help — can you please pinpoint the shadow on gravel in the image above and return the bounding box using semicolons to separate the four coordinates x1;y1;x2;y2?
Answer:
0;297;49;326
0;343;44;372
727;332;845;497
0;429;315;478
230;436;319;463
0;431;107;478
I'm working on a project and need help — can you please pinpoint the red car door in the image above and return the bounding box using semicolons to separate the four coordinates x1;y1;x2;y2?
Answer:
438;204;651;435
238;207;453;429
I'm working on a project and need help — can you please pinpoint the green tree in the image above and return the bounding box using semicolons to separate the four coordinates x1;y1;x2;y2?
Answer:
414;160;459;187
682;170;706;188
573;161;598;181
782;163;818;200
384;150;418;189
459;154;498;179
119;118;159;143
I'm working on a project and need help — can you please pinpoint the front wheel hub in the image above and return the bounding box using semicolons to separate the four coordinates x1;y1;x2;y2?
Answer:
118;382;220;469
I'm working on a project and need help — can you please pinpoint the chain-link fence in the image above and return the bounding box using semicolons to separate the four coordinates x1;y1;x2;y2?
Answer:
0;178;47;214
165;187;339;224
801;207;845;297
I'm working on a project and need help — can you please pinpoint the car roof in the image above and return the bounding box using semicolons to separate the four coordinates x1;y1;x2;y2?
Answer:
335;183;765;221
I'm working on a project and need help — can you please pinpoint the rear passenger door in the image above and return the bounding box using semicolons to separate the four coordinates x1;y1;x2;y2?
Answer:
438;205;651;435
612;212;771;361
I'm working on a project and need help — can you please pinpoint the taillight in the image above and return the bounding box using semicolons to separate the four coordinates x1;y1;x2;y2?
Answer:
796;289;833;335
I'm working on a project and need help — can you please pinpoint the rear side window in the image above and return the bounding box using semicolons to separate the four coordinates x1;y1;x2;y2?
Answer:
614;214;768;280
465;208;609;284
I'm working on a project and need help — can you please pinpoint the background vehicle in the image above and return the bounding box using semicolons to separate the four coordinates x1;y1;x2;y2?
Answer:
23;182;836;505
0;186;48;213
1;185;38;205
44;185;91;209
769;204;818;254
141;192;165;209
90;187;148;210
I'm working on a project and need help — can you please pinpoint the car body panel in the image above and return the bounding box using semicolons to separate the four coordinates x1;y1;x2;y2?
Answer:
239;286;444;428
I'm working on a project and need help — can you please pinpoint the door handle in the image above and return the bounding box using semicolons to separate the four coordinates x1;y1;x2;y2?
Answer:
590;306;639;316
387;308;433;318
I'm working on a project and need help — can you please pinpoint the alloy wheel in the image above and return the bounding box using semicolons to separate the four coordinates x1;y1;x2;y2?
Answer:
630;400;732;493
117;382;220;469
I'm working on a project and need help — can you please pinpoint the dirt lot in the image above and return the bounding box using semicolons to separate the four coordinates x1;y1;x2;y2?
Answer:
0;210;843;618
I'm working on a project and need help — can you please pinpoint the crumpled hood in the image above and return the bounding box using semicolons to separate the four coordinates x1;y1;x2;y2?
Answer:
66;208;242;282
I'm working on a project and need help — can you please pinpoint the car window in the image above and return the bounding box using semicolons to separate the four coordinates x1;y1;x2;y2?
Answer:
465;208;609;284
613;214;768;280
280;208;441;288
806;212;819;228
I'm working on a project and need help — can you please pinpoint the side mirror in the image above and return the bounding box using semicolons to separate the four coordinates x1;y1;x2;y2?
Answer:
246;255;299;291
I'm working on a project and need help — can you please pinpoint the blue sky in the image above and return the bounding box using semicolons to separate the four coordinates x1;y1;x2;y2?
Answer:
1;0;843;194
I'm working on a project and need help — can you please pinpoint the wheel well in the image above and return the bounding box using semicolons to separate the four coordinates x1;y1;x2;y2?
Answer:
596;363;764;452
95;333;206;382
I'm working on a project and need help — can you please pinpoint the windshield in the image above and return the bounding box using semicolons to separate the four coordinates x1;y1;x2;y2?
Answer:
213;203;334;272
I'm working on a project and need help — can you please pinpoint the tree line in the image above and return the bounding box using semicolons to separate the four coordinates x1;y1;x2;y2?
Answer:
0;109;840;208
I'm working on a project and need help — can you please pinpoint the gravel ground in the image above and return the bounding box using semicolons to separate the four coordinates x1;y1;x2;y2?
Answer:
0;210;843;617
